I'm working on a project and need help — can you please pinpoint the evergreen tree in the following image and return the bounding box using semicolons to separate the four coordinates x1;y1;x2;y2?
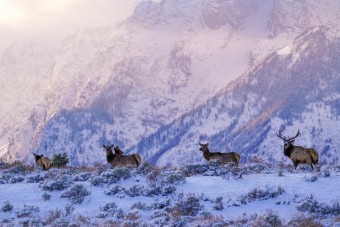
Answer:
52;152;69;168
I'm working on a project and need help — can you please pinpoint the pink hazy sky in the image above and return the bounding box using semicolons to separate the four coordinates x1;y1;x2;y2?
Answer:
0;0;149;51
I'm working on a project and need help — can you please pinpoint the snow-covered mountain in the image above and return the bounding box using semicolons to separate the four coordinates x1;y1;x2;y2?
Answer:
0;0;339;165
140;26;340;166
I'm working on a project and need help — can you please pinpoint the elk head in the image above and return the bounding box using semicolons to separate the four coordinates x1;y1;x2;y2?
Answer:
276;130;300;150
114;146;124;155
199;143;209;153
33;153;43;162
102;144;114;154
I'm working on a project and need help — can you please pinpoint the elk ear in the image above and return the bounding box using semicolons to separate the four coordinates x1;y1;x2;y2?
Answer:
207;143;209;146
102;145;106;148
110;144;114;148
41;155;44;157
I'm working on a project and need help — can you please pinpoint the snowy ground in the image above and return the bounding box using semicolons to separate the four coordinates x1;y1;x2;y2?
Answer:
0;162;339;226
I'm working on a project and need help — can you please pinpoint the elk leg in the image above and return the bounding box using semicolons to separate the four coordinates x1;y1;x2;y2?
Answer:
293;161;298;169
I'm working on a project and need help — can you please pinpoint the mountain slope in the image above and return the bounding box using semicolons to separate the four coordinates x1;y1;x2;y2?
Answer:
139;26;340;166
0;0;339;165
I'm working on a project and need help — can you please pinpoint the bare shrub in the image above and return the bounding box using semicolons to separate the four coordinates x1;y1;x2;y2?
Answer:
150;210;170;226
253;209;283;227
15;204;40;218
65;203;75;216
142;185;162;197
287;214;323;227
305;175;318;182
297;195;340;217
238;186;285;204
126;185;144;197
40;175;73;191
100;202;118;213
162;185;176;196
131;202;150;211
181;164;210;176
151;199;170;210
90;176;106;186
190;213;225;226
159;172;185;186
9;175;25;183
137;162;162;176
213;197;224;210
104;185;124;196
100;168;132;184
124;210;141;222
45;208;63;224
321;170;331;178
42;192;51;201
27;173;46;183
60;184;90;204
72;172;92;181
3;163;26;174
1;201;13;212
170;193;203;217
98;202;121;219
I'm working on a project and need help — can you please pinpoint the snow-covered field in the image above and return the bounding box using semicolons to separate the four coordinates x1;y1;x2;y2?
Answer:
0;162;339;226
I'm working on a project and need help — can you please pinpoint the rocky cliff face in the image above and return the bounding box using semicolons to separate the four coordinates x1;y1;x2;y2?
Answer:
140;27;340;166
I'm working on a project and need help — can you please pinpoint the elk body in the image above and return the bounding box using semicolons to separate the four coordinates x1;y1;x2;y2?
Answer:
102;145;141;168
33;153;52;170
277;130;319;169
199;143;240;166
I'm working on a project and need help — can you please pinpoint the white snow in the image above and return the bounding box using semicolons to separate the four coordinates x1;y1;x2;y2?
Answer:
277;45;292;56
2;0;340;164
0;164;339;225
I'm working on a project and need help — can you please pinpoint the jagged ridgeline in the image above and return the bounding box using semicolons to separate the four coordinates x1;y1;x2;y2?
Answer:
138;27;340;166
34;27;340;167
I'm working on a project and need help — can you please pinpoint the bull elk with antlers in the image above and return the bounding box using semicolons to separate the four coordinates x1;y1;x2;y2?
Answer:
199;143;240;166
276;130;319;169
102;144;142;168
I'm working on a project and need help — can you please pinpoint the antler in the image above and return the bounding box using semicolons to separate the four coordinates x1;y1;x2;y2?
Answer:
276;130;300;141
276;130;287;141
287;130;300;141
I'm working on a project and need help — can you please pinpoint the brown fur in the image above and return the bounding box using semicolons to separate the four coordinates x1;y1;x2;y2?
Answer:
199;143;240;166
308;148;319;164
103;145;142;168
113;146;124;155
277;130;319;169
33;153;52;170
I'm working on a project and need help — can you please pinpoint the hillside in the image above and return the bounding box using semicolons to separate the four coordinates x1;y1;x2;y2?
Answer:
0;162;339;226
139;26;340;166
0;0;339;166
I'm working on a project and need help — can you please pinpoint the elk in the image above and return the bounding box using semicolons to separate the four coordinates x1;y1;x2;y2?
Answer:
199;143;240;166
102;144;142;168
33;153;52;170
276;130;319;169
113;146;124;155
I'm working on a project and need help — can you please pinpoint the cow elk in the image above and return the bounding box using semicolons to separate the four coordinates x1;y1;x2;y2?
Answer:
33;153;52;171
276;130;319;169
114;146;124;155
199;143;240;166
102;144;142;168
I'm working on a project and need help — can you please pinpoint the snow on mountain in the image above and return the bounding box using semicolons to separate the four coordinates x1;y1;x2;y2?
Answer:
0;0;339;165
140;26;340;167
